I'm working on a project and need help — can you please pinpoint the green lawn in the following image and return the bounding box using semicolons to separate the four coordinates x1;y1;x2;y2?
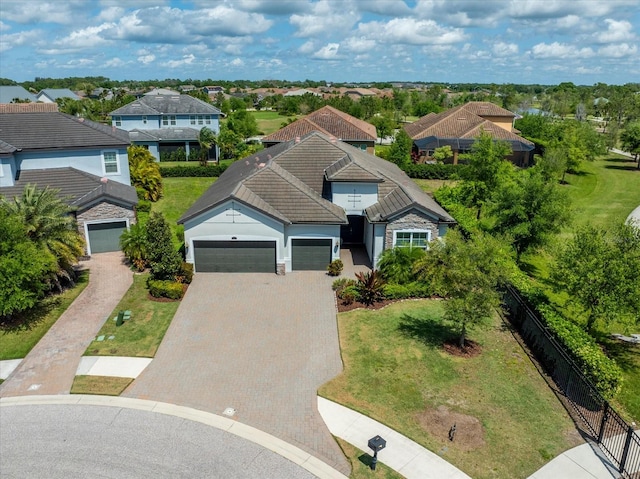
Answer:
71;375;132;395
335;438;402;479
139;177;218;247
320;300;581;479
250;110;300;135
0;270;89;360
84;273;180;357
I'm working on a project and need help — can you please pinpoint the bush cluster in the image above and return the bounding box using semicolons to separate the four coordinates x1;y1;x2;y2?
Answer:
510;274;623;399
136;200;151;213
159;147;200;163
383;282;434;300
326;259;343;276
160;164;228;177
147;279;184;300
402;163;461;179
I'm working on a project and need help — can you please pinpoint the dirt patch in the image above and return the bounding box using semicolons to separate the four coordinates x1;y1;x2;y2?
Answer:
417;405;486;451
336;298;396;312
443;338;482;358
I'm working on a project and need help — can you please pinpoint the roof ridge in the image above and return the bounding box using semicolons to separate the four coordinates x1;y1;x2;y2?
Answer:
59;113;129;141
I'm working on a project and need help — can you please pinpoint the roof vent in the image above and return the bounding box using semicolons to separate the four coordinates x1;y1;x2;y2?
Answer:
101;177;108;183
258;162;266;168
295;136;301;143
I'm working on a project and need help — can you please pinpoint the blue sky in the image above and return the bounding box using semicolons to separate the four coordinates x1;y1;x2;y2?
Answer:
1;0;639;85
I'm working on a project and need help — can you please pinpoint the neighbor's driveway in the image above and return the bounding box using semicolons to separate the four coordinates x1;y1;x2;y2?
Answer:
0;252;133;398
123;272;350;475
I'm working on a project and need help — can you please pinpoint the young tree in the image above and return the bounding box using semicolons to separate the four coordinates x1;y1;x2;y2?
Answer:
458;131;514;218
387;129;412;168
552;223;640;331
415;229;513;347
128;145;163;200
489;167;571;261
145;212;182;281
369;114;395;144
432;145;453;163
1;185;84;289
620;121;640;168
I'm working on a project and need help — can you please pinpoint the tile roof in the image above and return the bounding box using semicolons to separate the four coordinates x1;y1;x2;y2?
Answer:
404;101;533;148
110;94;222;116
178;132;454;226
0;112;130;150
0;167;138;208
262;105;377;144
129;127;200;141
0;86;37;103
0;103;59;113
37;88;80;101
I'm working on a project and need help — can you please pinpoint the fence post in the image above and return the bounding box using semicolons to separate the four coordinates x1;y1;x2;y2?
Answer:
618;424;635;474
597;402;609;444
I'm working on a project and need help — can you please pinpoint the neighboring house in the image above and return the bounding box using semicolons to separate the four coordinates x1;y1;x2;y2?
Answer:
284;88;321;97
178;132;455;274
0;106;137;255
110;93;223;161
262;105;378;154
36;88;81;103
0;85;37;103
404;101;535;166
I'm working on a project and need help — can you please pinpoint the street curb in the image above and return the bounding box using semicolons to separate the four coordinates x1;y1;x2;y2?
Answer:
0;395;348;479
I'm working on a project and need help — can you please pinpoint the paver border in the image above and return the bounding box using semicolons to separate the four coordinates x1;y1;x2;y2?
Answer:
0;395;348;479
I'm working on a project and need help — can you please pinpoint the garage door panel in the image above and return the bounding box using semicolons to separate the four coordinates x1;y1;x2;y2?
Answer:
87;221;127;254
194;240;275;273
292;239;332;271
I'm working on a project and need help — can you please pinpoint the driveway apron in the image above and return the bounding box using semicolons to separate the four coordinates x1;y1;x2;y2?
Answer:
123;272;350;475
0;252;133;397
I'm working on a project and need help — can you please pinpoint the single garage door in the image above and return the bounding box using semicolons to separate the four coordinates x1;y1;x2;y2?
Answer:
292;238;332;271
87;221;127;254
193;240;276;273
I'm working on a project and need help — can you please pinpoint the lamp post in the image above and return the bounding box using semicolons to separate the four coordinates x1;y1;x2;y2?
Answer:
368;435;386;471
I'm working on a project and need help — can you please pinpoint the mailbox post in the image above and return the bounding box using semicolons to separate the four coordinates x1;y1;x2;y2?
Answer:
368;435;386;471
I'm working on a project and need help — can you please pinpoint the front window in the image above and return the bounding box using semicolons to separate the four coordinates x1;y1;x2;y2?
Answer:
394;231;430;249
162;115;176;126
113;116;121;126
198;115;204;125
142;115;147;124
103;151;119;174
190;115;196;125
205;115;211;124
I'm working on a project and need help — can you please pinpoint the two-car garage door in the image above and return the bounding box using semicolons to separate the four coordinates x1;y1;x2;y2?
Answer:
193;240;276;273
192;238;333;272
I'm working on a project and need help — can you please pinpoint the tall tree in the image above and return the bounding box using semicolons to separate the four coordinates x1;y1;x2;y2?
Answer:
128;145;163;200
145;212;182;281
415;229;513;347
1;185;84;289
552;223;640;331
489;167;571;261
620;121;640;168
197;126;218;165
387;129;412;168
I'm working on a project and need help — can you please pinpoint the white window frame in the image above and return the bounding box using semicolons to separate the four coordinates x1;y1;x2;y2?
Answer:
190;115;196;125
197;115;204;125
393;229;431;249
113;116;121;127
102;150;119;175
162;115;176;126
205;115;211;124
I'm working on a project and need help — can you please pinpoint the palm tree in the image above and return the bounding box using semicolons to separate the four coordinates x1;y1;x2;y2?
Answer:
1;184;85;289
198;126;217;166
120;223;148;271
128;145;163;201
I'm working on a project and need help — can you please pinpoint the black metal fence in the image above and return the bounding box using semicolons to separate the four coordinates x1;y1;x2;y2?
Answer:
503;285;640;478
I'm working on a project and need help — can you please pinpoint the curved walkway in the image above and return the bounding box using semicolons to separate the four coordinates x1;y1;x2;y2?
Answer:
0;252;133;397
0;395;344;479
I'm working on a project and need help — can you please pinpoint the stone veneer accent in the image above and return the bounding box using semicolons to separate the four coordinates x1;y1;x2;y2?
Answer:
384;209;439;249
76;201;136;253
276;262;286;275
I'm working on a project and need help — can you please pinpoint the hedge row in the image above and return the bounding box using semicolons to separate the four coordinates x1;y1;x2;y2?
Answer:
402;163;461;179
147;279;184;300
160;164;228;177
510;274;623;399
383;282;435;300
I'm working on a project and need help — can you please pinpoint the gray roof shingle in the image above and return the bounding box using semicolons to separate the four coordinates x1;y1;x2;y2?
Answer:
110;94;222;116
0;112;130;150
178;132;454;226
0;167;138;208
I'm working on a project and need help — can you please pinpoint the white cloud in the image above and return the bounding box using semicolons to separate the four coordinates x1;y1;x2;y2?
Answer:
492;42;518;57
0;29;43;53
1;0;86;24
0;21;10;31
356;18;467;45
312;43;341;60
103;57;126;67
230;58;244;67
298;41;316;54
596;19;636;43
531;41;595;59
54;24;115;50
290;0;360;38
137;54;155;64
342;36;377;53
98;7;125;22
165;53;195;68
62;58;95;68
598;43;638;58
576;66;602;74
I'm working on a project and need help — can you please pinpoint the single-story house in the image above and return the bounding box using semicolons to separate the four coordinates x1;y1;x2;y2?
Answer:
0;106;137;255
36;88;81;103
404;101;535;166
0;85;37;104
178;132;455;274
262;105;378;154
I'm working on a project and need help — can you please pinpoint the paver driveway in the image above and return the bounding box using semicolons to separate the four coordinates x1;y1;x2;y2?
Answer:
124;272;350;475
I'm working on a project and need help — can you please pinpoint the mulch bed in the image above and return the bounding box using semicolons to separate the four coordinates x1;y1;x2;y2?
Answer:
416;405;486;451
336;298;396;312
443;339;482;358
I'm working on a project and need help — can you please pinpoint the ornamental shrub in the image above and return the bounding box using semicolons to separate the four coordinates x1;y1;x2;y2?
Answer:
383;282;433;300
147;279;184;300
327;259;344;276
160;165;227;177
